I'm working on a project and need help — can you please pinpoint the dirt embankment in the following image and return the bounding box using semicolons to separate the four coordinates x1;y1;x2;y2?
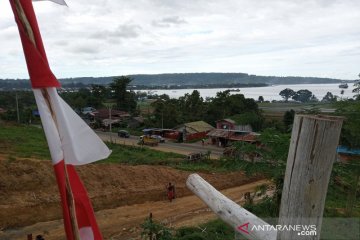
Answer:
0;157;261;230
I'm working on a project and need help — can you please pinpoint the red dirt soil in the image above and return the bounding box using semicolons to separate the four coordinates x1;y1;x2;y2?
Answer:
0;156;262;232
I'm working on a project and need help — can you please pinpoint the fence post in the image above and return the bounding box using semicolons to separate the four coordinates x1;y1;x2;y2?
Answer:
278;115;343;240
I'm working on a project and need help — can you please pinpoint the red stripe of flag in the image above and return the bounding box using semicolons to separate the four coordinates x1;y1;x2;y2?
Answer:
54;160;102;240
10;0;60;88
9;1;104;239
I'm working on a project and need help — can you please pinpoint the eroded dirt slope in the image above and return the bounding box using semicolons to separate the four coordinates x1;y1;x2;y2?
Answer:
0;157;261;230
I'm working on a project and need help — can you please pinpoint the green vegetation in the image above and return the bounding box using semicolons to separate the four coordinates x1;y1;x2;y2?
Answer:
231;112;265;131
100;143;184;165
141;217;235;240
0;91;39;124
0;124;183;164
279;88;318;103
141;215;173;240
335;100;360;148
110;76;137;113
0;124;50;159
148;90;262;129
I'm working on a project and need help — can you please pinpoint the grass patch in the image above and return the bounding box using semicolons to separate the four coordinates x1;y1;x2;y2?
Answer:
99;143;184;165
175;219;235;240
324;162;360;217
0;123;50;159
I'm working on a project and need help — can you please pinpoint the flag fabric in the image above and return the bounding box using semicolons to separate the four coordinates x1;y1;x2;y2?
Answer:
9;0;111;239
33;0;67;6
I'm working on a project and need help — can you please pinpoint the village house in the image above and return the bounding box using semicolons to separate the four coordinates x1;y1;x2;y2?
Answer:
207;118;257;147
89;109;131;127
174;120;214;142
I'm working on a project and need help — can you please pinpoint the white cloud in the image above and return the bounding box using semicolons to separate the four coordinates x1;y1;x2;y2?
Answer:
0;0;359;79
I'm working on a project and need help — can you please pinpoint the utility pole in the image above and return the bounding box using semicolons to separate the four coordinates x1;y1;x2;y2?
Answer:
16;92;20;123
161;110;164;129
108;105;112;143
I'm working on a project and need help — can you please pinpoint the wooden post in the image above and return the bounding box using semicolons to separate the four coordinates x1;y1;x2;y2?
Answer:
186;174;277;240
278;115;343;240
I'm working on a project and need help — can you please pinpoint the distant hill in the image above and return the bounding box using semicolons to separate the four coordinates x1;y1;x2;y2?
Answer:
0;72;352;90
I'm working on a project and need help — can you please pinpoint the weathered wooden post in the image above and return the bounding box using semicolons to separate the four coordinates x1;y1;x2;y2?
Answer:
278;115;343;240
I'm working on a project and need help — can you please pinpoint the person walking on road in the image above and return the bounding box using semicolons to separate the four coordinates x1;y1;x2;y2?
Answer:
167;182;176;202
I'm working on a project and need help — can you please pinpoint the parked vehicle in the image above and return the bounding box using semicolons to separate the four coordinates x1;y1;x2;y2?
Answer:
151;134;165;143
139;135;158;146
118;130;130;138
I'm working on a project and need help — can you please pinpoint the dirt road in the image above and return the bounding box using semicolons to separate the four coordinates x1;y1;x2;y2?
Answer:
96;132;224;159
0;157;265;237
0;179;269;240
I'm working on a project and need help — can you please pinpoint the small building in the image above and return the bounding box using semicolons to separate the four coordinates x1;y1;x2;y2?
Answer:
92;109;130;120
90;109;131;127
216;118;253;132
174;121;214;141
208;118;256;147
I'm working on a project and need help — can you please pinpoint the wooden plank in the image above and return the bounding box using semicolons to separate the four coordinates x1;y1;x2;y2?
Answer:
278;115;344;240
186;174;277;240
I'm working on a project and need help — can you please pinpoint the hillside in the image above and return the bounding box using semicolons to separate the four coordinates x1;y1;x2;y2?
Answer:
0;72;352;90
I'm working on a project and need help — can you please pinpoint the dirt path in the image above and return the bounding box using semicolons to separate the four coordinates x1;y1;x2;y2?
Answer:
0;157;263;231
96;132;223;159
0;180;270;240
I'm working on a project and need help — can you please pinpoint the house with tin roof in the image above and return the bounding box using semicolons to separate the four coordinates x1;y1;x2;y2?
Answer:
174;120;214;141
207;118;258;147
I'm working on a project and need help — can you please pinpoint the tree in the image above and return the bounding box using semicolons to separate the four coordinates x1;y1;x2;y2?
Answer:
258;96;264;102
322;92;337;102
310;94;318;102
231;112;264;131
152;99;182;128
279;88;295;102
205;90;260;125
335;101;360;148
334;99;360;216
178;90;205;122
292;89;313;103
110;76;137;113
89;84;108;108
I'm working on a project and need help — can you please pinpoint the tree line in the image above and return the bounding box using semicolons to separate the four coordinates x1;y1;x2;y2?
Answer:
0;76;264;130
147;89;263;130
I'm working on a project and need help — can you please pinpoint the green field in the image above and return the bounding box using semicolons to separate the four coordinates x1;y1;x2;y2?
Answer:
0;123;51;159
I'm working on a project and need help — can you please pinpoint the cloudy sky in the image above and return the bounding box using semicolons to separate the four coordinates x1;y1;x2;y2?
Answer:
0;0;359;80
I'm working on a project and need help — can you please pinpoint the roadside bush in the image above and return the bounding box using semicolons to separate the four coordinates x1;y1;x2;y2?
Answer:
141;215;172;240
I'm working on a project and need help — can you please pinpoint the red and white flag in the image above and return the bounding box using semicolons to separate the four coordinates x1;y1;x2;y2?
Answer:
9;0;111;239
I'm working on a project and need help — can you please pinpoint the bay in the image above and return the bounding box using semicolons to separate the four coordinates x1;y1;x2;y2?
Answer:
139;83;355;101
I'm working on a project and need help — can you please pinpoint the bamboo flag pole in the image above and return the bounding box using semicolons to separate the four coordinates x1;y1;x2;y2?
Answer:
13;1;80;239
